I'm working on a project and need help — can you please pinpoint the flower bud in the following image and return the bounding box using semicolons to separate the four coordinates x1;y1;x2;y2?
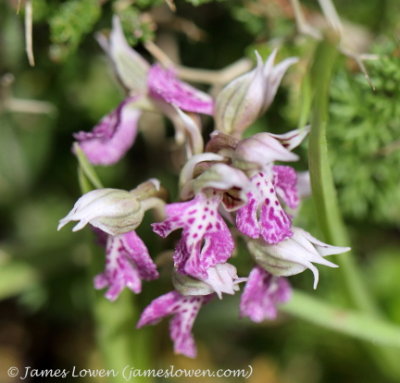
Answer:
215;52;265;136
247;227;350;289
58;188;144;236
172;263;246;299
260;50;298;114
98;16;149;94
172;270;214;296
215;50;298;137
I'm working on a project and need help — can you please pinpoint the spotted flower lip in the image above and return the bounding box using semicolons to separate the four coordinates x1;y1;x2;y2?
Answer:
240;266;291;322
247;227;350;289
136;291;212;358
94;231;159;301
236;166;294;244
74;99;140;165
152;191;234;279
273;165;300;210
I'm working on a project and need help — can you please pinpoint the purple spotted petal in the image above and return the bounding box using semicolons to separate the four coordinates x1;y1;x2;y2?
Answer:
236;171;292;244
235;192;260;239
137;291;212;358
94;231;158;301
121;231;159;280
240;266;291;322
273;165;299;209
152;192;234;279
74;100;140;165
148;64;214;115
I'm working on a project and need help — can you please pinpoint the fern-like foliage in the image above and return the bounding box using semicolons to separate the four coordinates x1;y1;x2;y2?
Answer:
49;0;102;60
328;43;400;224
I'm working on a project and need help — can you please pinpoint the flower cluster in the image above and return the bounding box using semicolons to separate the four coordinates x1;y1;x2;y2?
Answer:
59;18;350;358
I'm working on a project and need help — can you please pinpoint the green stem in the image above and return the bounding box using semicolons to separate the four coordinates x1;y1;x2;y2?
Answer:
0;258;38;299
308;36;400;379
90;249;152;383
75;143;103;189
308;36;377;315
282;291;400;349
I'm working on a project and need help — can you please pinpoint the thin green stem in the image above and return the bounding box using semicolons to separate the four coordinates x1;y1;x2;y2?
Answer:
75;143;103;189
308;36;400;379
308;36;377;314
90;248;152;383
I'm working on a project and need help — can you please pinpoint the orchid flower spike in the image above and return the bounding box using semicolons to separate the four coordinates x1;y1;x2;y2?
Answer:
247;227;350;289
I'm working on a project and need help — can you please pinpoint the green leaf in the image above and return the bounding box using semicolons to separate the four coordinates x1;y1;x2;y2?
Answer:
282;291;400;349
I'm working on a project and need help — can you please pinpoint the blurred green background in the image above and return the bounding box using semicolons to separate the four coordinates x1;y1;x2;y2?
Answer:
1;0;400;382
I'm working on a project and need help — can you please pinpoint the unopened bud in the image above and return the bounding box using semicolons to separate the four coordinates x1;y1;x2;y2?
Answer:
215;52;265;136
247;228;349;289
58;188;144;236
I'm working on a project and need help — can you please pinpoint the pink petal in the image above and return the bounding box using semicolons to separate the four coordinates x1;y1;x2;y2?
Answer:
152;192;234;279
122;231;159;280
74;100;140;165
235;192;260;239
273;165;299;209
240;266;292;322
94;232;158;301
137;291;211;358
148;64;214;115
236;172;292;244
